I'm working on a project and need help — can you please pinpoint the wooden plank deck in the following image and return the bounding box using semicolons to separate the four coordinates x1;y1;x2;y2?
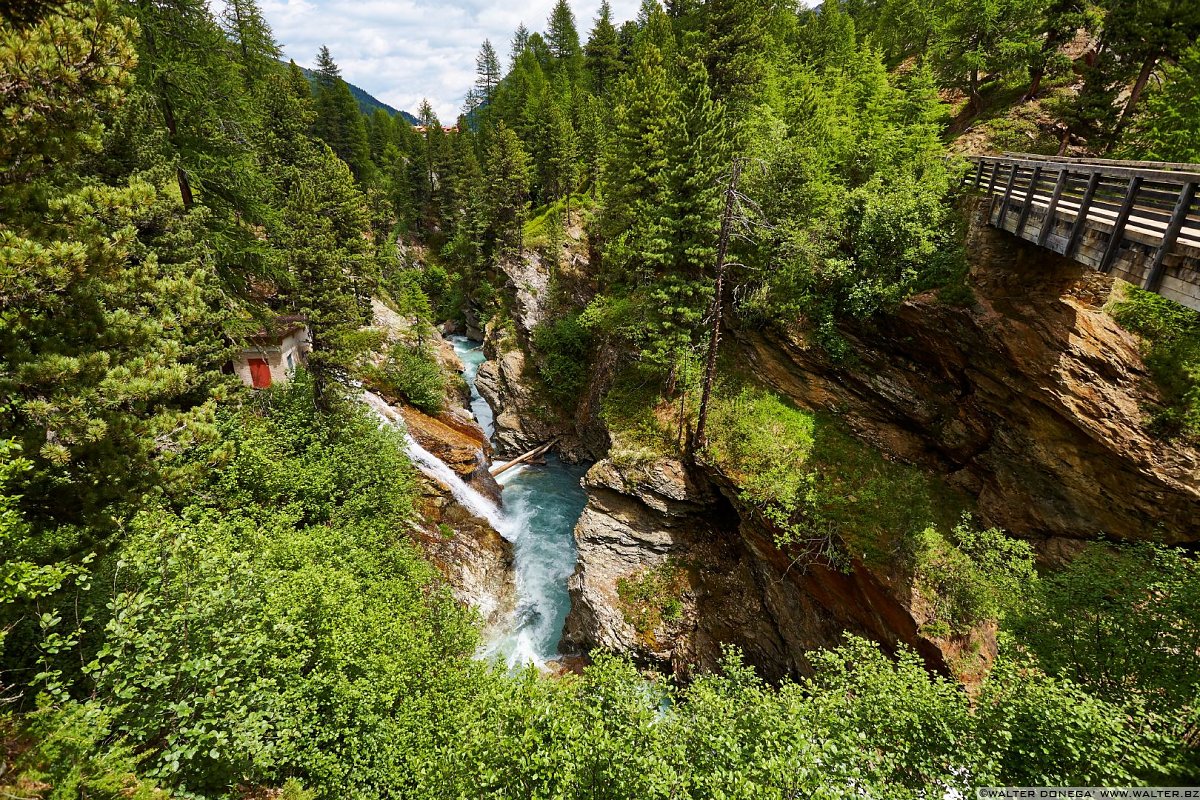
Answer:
964;154;1200;311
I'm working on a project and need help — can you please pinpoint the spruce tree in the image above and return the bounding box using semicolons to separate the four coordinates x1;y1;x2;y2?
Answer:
484;123;531;254
311;46;373;180
585;0;622;95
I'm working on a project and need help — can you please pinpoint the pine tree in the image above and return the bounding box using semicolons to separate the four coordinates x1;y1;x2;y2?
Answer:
484;123;531;254
702;0;769;124
585;0;622;95
311;46;373;180
0;0;226;526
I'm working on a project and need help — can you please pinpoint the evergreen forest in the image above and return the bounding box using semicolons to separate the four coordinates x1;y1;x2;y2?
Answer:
2;0;1200;797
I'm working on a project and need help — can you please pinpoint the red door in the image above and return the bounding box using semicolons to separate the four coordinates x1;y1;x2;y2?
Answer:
249;358;272;389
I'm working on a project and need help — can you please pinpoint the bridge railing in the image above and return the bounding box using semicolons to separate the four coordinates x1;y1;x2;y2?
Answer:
962;153;1200;300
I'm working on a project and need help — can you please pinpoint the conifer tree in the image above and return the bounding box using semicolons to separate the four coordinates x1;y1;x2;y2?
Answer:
1;0;226;526
475;39;502;104
311;46;373;180
585;0;622;95
702;0;769;124
542;89;579;211
282;147;376;403
547;0;582;62
511;23;531;67
219;0;280;87
129;0;271;228
603;42;678;284
484;123;531;254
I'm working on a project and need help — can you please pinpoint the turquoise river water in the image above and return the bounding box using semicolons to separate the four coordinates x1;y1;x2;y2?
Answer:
448;336;587;669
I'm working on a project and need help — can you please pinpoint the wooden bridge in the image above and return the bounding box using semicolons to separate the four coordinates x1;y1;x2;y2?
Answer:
962;153;1200;311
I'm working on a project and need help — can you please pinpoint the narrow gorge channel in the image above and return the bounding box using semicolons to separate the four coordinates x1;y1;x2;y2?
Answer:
431;337;588;668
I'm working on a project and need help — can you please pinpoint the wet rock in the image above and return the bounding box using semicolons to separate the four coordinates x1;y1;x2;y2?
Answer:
414;484;516;633
399;405;501;503
474;324;589;462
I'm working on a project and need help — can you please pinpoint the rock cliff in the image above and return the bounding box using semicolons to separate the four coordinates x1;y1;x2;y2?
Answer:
561;198;1198;682
563;454;958;681
736;199;1199;545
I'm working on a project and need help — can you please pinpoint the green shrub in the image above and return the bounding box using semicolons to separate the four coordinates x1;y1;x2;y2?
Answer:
0;702;166;800
370;341;446;415
911;518;1035;635
1110;285;1200;441
616;560;688;637
532;313;592;405
703;387;815;515
1011;542;1200;718
78;379;483;796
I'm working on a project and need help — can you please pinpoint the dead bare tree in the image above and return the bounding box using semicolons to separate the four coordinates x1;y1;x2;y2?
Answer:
694;158;743;450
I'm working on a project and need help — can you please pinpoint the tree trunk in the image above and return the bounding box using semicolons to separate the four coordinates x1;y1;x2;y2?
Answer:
159;88;195;210
694;158;742;450
1113;52;1159;142
1024;67;1045;102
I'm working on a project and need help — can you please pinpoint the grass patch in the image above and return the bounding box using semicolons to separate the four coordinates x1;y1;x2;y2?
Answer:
1109;284;1200;442
617;560;688;640
523;192;594;251
699;379;971;570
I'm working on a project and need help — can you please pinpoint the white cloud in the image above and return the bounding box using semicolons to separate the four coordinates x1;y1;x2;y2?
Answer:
235;0;643;120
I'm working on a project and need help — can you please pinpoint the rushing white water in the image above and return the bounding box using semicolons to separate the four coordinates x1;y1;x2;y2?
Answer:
362;338;586;670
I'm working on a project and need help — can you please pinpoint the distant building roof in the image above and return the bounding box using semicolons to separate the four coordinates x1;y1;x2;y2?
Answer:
244;314;308;344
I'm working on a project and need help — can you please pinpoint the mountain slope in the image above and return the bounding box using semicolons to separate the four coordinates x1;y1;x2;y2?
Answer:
292;63;419;125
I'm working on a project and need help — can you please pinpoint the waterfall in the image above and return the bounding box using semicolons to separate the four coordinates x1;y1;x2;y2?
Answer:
362;341;587;672
361;389;506;532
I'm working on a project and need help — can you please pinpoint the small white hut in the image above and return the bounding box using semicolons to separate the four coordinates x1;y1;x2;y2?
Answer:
232;316;311;389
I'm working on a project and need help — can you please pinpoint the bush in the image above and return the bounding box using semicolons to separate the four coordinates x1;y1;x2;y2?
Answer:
1110;285;1200;441
703;387;815;515
370;341;446;415
77;379;483;796
911;518;1034;635
532;313;592;405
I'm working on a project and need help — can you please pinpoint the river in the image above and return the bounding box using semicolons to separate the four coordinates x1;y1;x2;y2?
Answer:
448;336;587;669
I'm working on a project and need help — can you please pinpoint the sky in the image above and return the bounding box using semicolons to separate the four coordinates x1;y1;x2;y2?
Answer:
245;0;644;121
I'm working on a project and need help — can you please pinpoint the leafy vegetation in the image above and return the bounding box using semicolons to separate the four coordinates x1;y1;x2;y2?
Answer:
4;0;1200;795
367;340;447;415
1110;285;1200;441
616;560;688;638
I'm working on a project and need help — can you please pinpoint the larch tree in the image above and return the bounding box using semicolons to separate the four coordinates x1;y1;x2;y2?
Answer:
546;0;584;84
475;39;502;104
